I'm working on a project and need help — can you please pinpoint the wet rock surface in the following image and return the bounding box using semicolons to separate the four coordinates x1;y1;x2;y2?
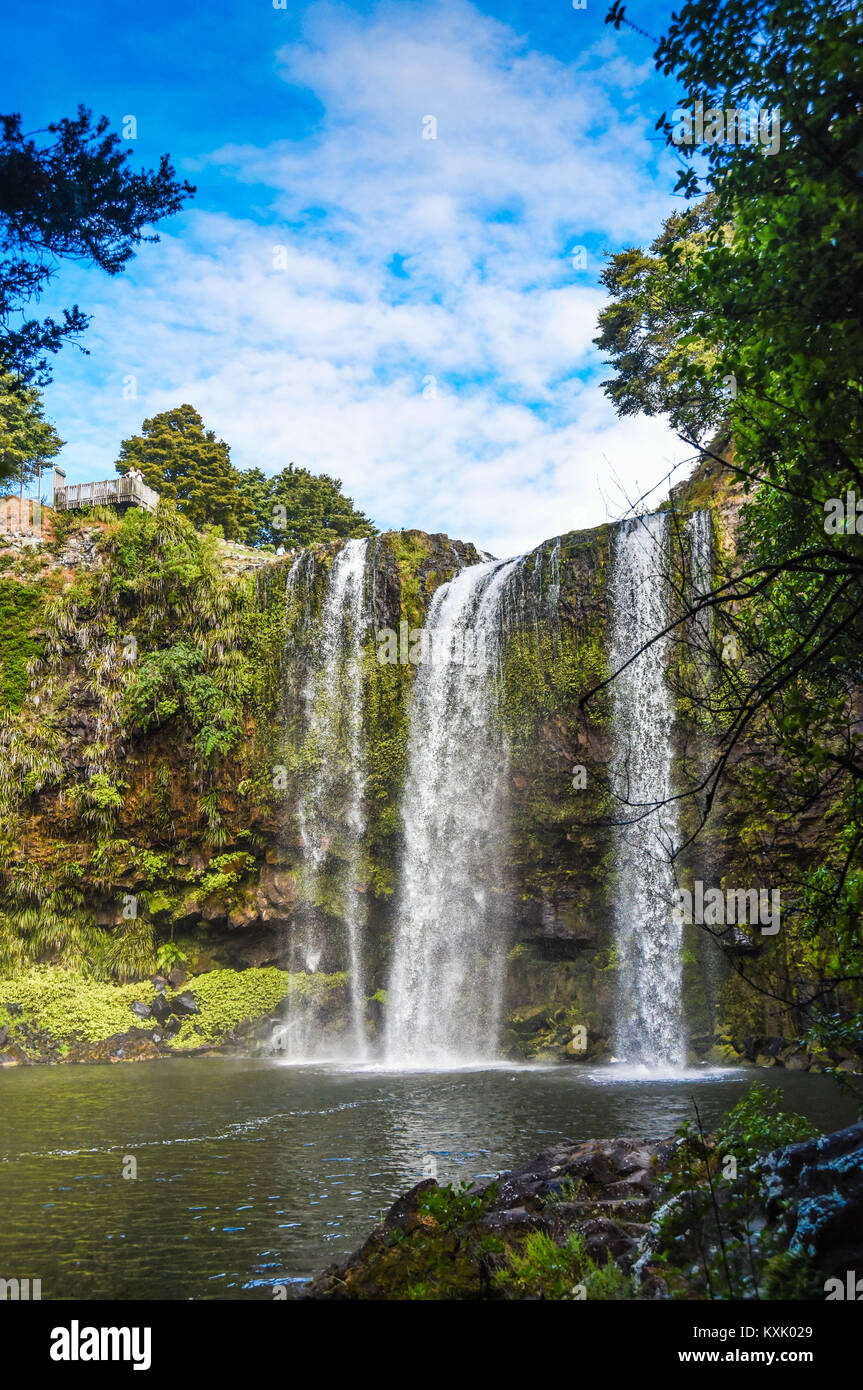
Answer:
305;1124;863;1300
760;1121;863;1274
305;1134;671;1300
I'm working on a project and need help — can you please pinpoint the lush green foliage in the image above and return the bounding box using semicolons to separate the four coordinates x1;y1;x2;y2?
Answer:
714;1083;817;1164
653;1086;821;1298
0;502;277;984
594;198;722;441
493;1229;631;1300
0;965;156;1041
236;464;376;549
165;966;346;1047
599;0;863;1068
64;503;256;769
0;962;347;1051
0;576;43;708
419;1180;500;1233
116;405;254;540
0;372;63;491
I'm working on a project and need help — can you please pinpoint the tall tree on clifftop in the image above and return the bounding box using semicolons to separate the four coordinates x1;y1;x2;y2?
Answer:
236;463;377;549
117;408;378;546
115;405;253;540
0;372;63;494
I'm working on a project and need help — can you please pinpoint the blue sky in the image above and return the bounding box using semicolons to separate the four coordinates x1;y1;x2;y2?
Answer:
7;0;695;555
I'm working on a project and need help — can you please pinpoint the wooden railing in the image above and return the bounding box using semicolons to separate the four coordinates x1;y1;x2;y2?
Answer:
53;476;160;513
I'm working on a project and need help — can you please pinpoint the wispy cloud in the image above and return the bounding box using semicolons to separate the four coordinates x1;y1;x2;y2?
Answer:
46;0;689;556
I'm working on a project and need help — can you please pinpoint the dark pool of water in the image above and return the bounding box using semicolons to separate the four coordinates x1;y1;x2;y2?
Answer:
0;1060;855;1300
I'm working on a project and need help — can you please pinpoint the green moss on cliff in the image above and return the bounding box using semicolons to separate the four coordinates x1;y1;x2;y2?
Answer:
385;531;429;629
167;966;347;1046
0;962;348;1055
0;576;47;710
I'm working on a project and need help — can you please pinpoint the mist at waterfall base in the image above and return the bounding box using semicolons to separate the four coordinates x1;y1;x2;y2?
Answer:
271;518;711;1077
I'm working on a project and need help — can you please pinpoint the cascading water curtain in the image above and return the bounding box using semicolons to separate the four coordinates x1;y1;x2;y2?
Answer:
385;557;521;1065
275;538;371;1061
608;514;686;1070
685;509;714;651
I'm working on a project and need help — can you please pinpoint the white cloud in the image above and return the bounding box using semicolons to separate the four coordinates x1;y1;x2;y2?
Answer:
45;0;690;556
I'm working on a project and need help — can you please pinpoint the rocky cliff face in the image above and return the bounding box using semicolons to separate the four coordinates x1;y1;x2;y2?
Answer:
0;474;857;1071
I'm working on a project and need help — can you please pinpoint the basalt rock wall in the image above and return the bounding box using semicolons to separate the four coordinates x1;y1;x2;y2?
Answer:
0;468;855;1071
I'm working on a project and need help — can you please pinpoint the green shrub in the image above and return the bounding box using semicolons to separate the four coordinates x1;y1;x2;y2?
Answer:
493;1229;631;1301
167;966;347;1046
715;1083;818;1166
0;965;156;1041
418;1180;499;1233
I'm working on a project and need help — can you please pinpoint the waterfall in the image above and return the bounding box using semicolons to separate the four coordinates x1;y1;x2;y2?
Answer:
608;513;685;1069
683;509;725;1021
281;538;371;1059
385;558;521;1065
685;509;714;650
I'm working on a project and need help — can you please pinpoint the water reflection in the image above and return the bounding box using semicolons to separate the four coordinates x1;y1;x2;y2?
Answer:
0;1059;854;1300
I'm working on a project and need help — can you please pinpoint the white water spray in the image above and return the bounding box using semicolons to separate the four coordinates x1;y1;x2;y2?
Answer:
385;558;520;1065
608;514;685;1069
685;509;714;650
286;538;370;1059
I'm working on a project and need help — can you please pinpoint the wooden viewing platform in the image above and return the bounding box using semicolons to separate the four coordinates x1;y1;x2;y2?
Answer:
53;475;160;513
